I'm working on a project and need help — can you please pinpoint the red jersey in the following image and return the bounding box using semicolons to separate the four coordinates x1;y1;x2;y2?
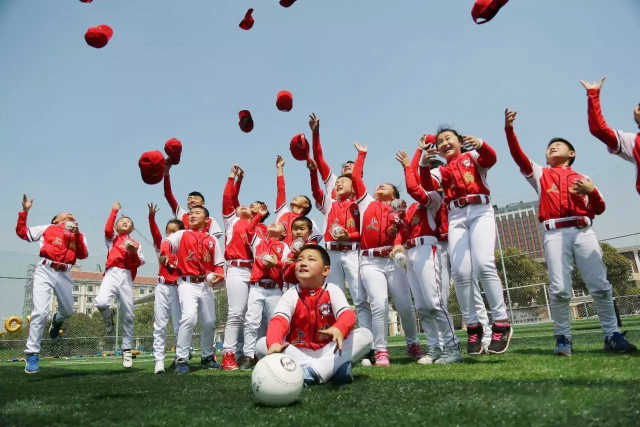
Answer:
164;229;224;278
422;141;496;204
506;127;606;222
149;213;181;283
266;283;356;351
104;209;145;279
311;127;361;201
275;175;323;245
402;163;442;240
16;212;89;264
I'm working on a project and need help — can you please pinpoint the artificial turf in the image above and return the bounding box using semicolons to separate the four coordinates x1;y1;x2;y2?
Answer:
1;318;639;427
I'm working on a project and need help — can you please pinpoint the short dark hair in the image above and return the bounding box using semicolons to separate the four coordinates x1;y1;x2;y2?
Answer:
116;216;134;229
166;219;185;231
548;138;576;166
341;161;355;169
435;126;464;145
51;215;59;224
191;205;210;218
337;175;353;181
297;195;312;216
386;183;400;199
253;201;270;223
292;216;313;231
299;244;330;267
188;191;205;203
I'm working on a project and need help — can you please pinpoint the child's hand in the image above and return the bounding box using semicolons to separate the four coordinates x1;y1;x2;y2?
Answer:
462;135;483;150
22;194;34;212
306;159;317;171
276;155;285;169
390;245;405;258
319;326;345;355
353;142;368;153
258;204;269;217
262;255;278;268
395;150;411;167
418;134;430;151
207;273;223;287
148;203;159;216
267;342;289;355
158;255;168;265
573;177;595;195
308;113;319;132
125;241;137;253
113;201;122;211
505;109;517;128
163;158;172;175
579;76;605;91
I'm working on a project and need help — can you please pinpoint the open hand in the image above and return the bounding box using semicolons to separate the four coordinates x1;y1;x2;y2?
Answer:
353;142;368;153
267;342;289;355
573;177;595;195
395;150;411;167
579;77;605;91
22;194;33;212
462;135;482;151
505;109;517;128
309;113;319;132
319;326;345;355
113;201;122;211
276;155;285;169
148;203;159;216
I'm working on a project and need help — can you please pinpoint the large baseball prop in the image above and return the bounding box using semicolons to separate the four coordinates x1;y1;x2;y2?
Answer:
251;354;304;406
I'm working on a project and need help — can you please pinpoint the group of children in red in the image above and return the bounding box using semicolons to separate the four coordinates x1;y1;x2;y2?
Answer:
17;78;638;379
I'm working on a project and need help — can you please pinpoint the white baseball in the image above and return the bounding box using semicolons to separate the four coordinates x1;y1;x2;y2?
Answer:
251;354;304;407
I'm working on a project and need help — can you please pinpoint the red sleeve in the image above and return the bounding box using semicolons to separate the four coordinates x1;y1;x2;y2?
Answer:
74;233;89;260
332;309;356;338
404;165;429;205
410;148;422;178
420;165;438;191
247;213;264;241
309;168;325;205
505;127;534;176
348;228;360;241
283;258;297;283
276;176;286;212
222;177;239;217
163;174;180;215
587;89;618;151
105;208;117;240
312;129;332;182
233;176;243;207
589;188;606;215
266;315;290;349
213;265;224;277
351;152;367;200
160;239;171;258
149;213;162;251
16;211;29;241
475;141;497;168
393;225;405;246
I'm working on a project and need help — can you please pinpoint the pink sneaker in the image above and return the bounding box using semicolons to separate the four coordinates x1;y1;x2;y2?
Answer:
406;343;425;360
375;349;391;367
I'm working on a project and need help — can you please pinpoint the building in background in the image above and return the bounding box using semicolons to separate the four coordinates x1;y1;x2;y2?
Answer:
494;200;545;260
617;246;640;287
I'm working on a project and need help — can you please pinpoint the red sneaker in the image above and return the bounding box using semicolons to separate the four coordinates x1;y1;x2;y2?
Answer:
221;351;239;371
406;343;425;361
375;349;391;367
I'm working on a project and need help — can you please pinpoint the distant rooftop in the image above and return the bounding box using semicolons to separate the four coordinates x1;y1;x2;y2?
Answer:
495;200;538;215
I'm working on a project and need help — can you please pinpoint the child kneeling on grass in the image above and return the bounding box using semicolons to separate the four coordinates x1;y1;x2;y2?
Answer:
256;244;373;385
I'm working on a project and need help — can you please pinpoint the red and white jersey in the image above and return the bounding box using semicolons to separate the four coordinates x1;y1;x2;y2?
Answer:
267;283;355;351
16;212;89;264
104;209;145;279
282;235;320;285
506;127;606;222
164;229;224;277
222;177;267;261
149;213;181;283
402;164;442;240
275;175;323;245
249;233;291;286
310;168;360;243
426;142;496;204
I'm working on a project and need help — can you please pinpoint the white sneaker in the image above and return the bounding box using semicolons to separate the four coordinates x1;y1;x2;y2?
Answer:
123;350;133;369
154;360;165;374
360;359;372;367
417;356;433;365
434;347;464;364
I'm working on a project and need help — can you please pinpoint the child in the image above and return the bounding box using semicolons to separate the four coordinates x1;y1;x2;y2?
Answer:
581;77;640;195
306;159;372;333
221;164;269;371
257;244;374;385
164;160;223;238
504;108;637;354
148;203;184;374
275;155;323;245
16;195;89;374
351;143;422;366
163;205;225;374
283;216;320;291
421;128;512;355
238;207;291;370
395;150;462;364
95;202;145;369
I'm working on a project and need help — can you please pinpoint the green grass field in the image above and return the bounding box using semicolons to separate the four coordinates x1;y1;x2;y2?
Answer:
1;318;640;427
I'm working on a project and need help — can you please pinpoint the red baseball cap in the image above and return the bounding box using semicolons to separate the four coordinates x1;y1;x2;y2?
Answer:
79;0;93;3
238;110;254;133
276;90;293;112
471;0;509;24
85;25;113;48
164;138;182;165
239;9;254;30
426;134;436;145
138;150;165;185
290;134;310;162
280;0;296;7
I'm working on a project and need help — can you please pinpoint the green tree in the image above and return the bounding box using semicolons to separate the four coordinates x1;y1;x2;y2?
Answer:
572;243;633;296
495;247;548;306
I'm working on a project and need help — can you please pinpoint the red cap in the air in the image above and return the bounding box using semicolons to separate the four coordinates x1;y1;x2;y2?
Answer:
276;91;293;112
238;110;254;133
290;134;310;162
164;139;182;165
139;150;165;185
280;0;296;7
85;25;113;48
239;9;254;30
471;0;509;24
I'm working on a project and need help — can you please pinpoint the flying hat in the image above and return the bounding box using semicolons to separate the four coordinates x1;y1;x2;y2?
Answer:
138;150;165;185
85;25;113;48
280;0;296;7
164;138;182;165
238;110;254;133
79;0;93;3
290;134;310;162
239;9;254;30
276;90;293;112
471;0;509;24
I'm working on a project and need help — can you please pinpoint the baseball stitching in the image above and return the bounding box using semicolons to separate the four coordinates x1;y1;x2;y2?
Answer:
262;358;303;388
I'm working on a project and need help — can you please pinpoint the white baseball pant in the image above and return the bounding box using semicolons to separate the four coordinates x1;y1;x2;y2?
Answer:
448;203;508;325
222;265;251;354
327;249;372;331
96;267;135;350
152;282;181;362
176;279;216;360
406;241;459;349
24;263;75;355
243;285;282;358
544;226;619;337
359;256;419;350
257;328;374;383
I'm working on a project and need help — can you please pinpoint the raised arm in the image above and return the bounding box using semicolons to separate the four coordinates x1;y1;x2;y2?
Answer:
351;143;368;200
223;165;241;217
396;150;430;205
464;135;497;169
275;155;287;212
580;78;618;151
105;201;120;241
163;161;180;216
148;203;162;251
418;146;440;191
306;160;325;205
504;109;534;176
309;113;332;182
16;195;44;242
233;169;243;207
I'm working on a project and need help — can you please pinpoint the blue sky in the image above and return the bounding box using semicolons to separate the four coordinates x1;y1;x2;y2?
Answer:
1;0;639;318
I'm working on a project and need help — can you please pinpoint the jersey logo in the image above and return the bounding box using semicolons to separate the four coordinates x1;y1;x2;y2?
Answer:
462;158;471;167
186;250;195;261
347;217;356;229
292;330;307;345
208;241;214;248
203;250;211;263
463;171;475;184
319;302;332;316
353;209;359;216
547;183;559;194
411;215;420;227
69;240;76;250
366;218;380;231
52;237;63;246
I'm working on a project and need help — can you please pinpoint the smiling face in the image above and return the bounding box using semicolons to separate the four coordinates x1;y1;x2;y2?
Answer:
341;161;355;176
295;248;330;288
187;194;204;210
266;222;286;240
115;217;134;235
335;177;353;199
236;205;252;220
188;207;208;229
546;141;575;167
374;183;396;202
436;131;463;161
289;196;310;215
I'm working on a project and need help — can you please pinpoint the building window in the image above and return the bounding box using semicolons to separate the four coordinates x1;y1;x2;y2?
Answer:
86;308;92;315
87;297;93;303
73;296;78;303
88;286;93;293
73;285;79;292
140;289;145;295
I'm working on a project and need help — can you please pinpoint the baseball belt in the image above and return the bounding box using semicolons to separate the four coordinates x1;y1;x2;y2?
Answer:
227;260;254;268
543;216;591;231
404;235;438;250
41;259;71;272
325;242;360;252
181;276;206;284
449;194;490;209
361;246;393;258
